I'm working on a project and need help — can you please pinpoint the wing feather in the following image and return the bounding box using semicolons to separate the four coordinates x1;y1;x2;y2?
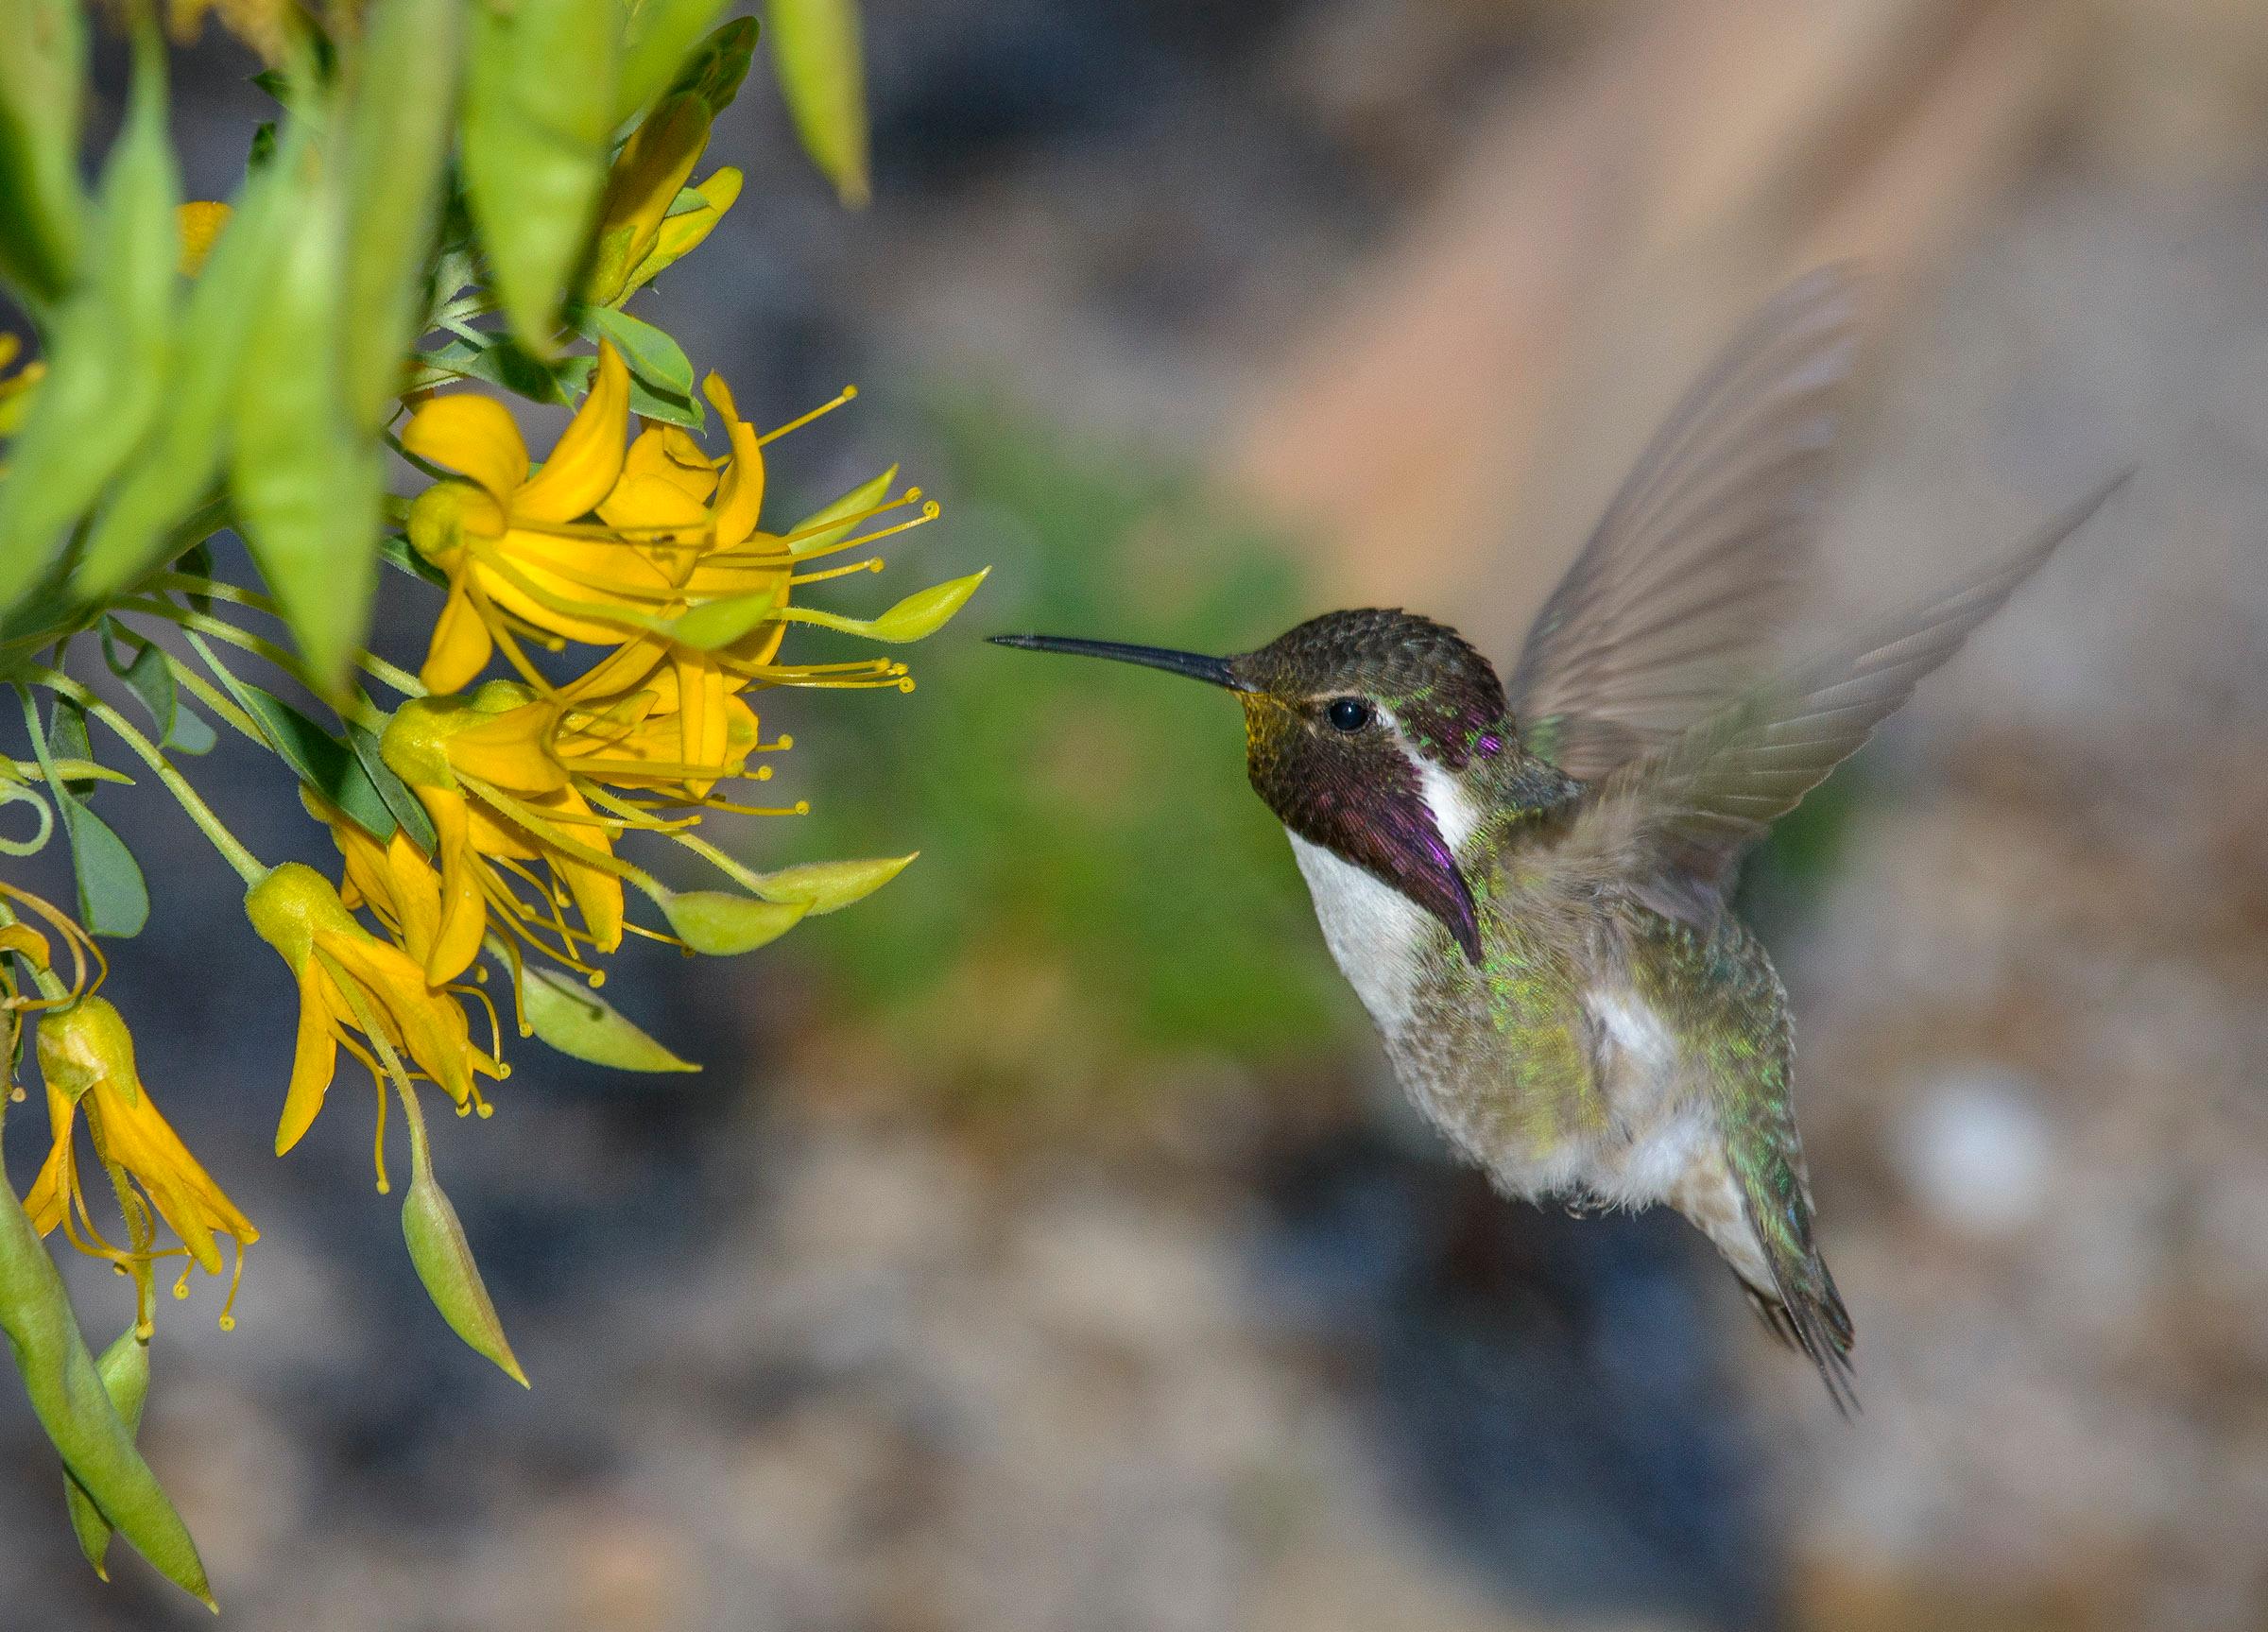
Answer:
1510;267;1864;780
1578;472;2129;896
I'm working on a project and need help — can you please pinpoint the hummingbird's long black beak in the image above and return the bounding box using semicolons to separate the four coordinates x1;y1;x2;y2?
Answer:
987;634;1254;692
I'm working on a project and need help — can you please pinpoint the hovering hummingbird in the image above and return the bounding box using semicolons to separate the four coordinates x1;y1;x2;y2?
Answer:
990;269;2123;1409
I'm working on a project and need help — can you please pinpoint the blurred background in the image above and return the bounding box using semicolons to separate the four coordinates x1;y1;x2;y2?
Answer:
9;0;2268;1626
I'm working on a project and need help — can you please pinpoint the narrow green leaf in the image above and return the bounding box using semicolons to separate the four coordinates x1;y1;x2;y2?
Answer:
65;1327;150;1580
766;0;869;207
25;697;148;938
75;118;300;600
422;328;572;404
579;305;695;401
616;0;735;122
460;0;622;355
232;101;385;695
0;19;177;613
0;1179;212;1606
0;0;86;303
747;852;913;914
654;886;808;954
402;1160;528;1385
339;0;466;428
518;960;698;1071
348;721;439;852
200;664;399;842
786;464;895;555
101;625;215;757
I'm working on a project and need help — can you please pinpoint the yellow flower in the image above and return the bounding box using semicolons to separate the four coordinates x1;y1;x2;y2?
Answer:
22;997;257;1329
380;688;628;984
176;200;232;276
0;331;46;438
402;342;693;690
245;863;503;1158
583;93;743;306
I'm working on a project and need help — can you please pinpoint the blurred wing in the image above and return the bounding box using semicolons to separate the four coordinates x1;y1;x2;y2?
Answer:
1583;472;2127;897
1510;267;1864;781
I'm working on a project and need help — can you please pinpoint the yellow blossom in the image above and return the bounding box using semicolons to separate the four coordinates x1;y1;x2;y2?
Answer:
244;863;504;1159
379;688;629;986
402;342;691;690
22;997;257;1329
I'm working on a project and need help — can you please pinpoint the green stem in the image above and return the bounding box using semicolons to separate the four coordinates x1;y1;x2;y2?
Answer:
127;602;388;733
32;675;266;886
143;575;426;698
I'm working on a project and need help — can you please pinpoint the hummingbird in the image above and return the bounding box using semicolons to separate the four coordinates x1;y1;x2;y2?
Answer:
990;269;2123;1410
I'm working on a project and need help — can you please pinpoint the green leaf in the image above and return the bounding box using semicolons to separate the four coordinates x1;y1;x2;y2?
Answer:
0;1177;212;1606
101;625;215;757
782;568;989;644
347;720;439;853
201;664;400;842
402;1158;528;1385
65;1327;150;1580
0;19;177;614
578;304;695;401
0;0;86;304
517;959;698;1071
766;0;869;207
747;852;913;914
553;350;701;428
616;0;735;122
75;112;301;599
421;328;571;404
786;464;895;556
666;15;760;118
654;886;808;954
461;0;622;356
339;0;467;428
25;696;148;938
232;100;385;696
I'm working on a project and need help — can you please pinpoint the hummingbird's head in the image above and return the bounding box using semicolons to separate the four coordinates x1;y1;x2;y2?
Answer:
989;609;1513;964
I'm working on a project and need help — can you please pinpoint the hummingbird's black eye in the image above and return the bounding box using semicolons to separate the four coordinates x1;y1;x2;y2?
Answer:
1326;696;1373;733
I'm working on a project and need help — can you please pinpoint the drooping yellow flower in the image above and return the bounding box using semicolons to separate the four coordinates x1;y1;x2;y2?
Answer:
0;331;46;438
22;997;257;1329
402;343;697;690
244;863;504;1158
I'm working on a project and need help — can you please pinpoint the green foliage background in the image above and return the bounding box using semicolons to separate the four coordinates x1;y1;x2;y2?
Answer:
792;404;1351;1097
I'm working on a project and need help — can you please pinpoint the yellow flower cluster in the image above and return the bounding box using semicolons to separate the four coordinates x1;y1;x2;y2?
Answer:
245;340;976;1180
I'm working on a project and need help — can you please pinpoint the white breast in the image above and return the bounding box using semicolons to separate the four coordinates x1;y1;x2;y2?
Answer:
1287;831;1432;1038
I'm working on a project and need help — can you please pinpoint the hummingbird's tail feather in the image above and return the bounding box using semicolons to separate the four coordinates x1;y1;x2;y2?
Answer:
1740;1232;1859;1418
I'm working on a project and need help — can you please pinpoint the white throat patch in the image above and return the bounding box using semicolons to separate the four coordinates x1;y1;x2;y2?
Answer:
1287;831;1432;1037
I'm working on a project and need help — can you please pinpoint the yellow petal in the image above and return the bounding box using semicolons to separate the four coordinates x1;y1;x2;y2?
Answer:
276;964;341;1155
20;1083;77;1237
421;578;496;694
383;829;444;969
515;343;631;524
628;166;742;288
447;703;570;796
418;789;489;987
403;394;532;510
